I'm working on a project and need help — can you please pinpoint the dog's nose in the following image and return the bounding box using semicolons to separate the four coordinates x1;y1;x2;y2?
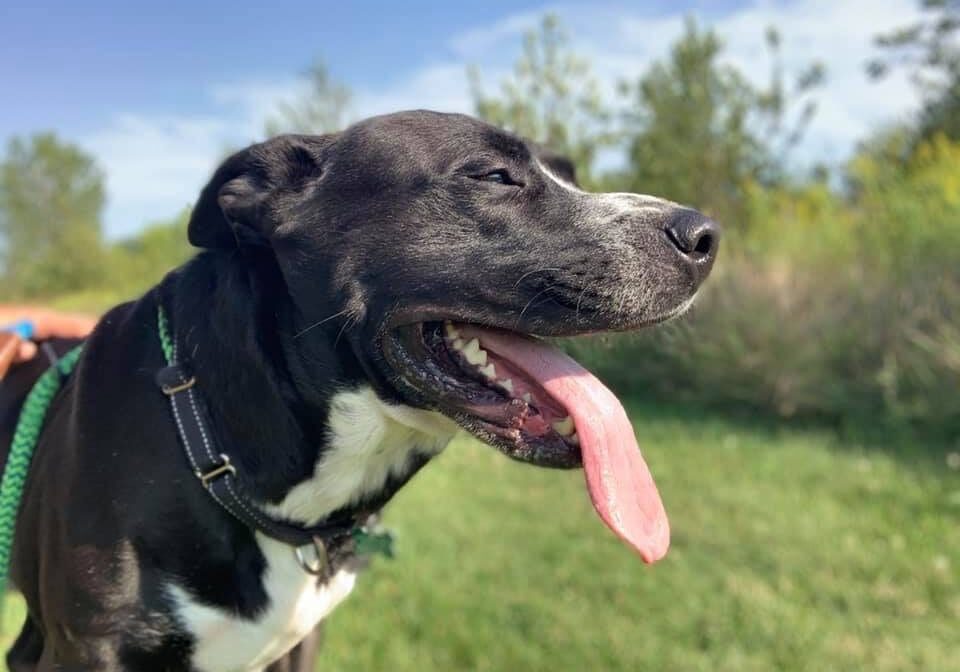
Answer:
664;208;720;280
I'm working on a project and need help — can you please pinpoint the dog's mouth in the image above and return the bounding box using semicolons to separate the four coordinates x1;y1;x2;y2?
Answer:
381;320;669;563
387;321;582;466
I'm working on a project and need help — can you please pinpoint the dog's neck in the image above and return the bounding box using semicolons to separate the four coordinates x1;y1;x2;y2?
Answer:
263;386;456;525
163;251;457;526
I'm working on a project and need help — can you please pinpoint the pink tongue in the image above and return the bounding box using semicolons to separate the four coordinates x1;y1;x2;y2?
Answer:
461;327;670;564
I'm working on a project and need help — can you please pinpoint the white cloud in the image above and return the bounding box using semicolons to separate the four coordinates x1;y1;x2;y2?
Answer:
209;77;306;139
82;0;925;238
81;67;482;239
353;63;476;120
448;10;545;59
700;0;922;163
80;115;239;239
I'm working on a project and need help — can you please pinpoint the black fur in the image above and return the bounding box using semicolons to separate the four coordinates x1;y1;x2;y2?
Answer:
0;110;717;670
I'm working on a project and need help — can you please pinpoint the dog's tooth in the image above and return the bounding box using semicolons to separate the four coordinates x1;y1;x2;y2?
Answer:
479;363;497;379
568;431;580;446
522;392;533;403
444;322;460;339
462;338;487;366
499;379;514;393
551;416;575;436
452;338;465;351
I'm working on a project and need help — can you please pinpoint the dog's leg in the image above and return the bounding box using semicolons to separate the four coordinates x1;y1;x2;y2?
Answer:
6;615;44;672
265;624;325;672
21;636;135;672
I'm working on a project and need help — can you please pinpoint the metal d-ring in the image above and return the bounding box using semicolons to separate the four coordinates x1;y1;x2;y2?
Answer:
294;536;328;576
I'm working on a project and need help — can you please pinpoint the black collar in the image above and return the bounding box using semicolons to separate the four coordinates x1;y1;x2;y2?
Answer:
153;299;395;575
155;362;365;550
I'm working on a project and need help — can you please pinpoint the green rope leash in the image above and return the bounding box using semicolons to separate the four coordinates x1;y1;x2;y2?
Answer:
157;304;175;364
0;306;174;606
0;345;83;595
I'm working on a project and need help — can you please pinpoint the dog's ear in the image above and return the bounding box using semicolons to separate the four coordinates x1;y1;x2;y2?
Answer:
188;134;334;249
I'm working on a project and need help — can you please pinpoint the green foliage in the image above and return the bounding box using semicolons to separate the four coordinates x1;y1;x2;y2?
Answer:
868;0;960;141
848;131;960;273
617;19;824;226
8;209;195;311
103;208;193;296
264;61;352;137
469;14;614;186
0;133;106;297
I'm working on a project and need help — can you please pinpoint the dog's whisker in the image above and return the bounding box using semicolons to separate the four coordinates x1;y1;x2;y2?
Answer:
333;311;360;349
517;285;558;325
513;268;562;289
333;322;350;349
294;309;351;339
615;289;628;318
575;281;595;322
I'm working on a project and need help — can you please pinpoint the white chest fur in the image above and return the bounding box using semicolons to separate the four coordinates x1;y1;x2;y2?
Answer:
168;387;458;671
264;385;458;526
169;535;358;672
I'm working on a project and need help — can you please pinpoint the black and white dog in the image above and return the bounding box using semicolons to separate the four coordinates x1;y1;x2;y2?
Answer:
0;110;718;671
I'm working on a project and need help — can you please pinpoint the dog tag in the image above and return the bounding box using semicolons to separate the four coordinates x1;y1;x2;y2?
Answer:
352;528;395;559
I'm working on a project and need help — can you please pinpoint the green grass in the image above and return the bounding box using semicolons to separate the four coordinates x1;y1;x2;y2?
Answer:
3;403;958;670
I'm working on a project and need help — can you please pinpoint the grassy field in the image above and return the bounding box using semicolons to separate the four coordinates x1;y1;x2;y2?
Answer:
2;402;957;671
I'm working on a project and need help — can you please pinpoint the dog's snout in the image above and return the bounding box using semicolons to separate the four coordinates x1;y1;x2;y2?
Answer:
664;208;720;280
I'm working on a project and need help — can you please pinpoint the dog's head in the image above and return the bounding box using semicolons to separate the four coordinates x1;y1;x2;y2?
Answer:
190;110;719;560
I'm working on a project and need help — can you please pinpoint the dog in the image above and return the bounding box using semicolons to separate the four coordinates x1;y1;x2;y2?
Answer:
0;110;718;671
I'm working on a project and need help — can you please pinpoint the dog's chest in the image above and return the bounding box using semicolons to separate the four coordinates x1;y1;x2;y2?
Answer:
169;534;357;672
168;388;457;671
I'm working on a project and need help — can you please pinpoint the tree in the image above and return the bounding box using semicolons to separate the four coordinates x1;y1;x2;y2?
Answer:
868;0;960;141
618;20;824;228
264;61;352;137
105;208;193;295
0;133;106;297
468;14;614;186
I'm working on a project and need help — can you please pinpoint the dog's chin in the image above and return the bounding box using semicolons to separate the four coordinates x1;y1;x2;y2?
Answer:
377;296;694;469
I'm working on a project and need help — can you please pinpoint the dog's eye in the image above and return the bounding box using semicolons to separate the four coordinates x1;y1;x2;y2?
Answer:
474;170;519;186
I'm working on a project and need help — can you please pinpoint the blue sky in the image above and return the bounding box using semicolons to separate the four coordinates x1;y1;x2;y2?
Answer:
2;0;922;238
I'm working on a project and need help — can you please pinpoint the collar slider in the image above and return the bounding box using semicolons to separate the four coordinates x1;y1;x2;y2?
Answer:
161;375;196;395
197;453;236;487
